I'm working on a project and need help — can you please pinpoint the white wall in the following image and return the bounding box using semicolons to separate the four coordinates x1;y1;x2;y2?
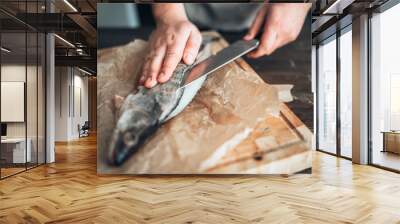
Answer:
54;66;69;141
1;63;46;164
54;67;89;141
1;65;34;138
1;65;26;135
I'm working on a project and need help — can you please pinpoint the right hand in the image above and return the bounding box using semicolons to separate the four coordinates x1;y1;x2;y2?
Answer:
140;20;202;88
243;3;310;58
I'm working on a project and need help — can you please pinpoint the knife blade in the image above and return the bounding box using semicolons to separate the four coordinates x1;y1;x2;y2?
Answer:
179;39;259;89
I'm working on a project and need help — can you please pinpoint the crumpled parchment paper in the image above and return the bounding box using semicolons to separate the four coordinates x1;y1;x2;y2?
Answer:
97;32;293;174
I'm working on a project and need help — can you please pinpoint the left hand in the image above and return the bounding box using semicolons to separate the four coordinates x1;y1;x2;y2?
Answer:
244;3;310;58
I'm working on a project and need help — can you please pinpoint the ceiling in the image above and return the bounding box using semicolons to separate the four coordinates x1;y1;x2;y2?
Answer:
1;0;97;73
1;0;395;74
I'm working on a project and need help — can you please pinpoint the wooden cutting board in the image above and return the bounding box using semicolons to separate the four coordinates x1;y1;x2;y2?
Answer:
97;31;312;174
199;36;312;174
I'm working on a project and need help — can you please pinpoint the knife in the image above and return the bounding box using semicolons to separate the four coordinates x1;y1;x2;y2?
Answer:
179;39;259;89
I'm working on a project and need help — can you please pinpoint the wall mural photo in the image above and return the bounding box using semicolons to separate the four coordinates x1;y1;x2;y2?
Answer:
97;3;313;174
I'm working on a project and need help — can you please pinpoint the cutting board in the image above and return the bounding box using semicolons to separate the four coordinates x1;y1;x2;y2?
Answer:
97;31;312;174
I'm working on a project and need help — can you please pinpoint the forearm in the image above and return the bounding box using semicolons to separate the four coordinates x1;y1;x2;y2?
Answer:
152;3;188;24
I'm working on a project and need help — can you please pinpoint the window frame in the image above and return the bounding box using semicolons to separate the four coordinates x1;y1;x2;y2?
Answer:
315;23;353;161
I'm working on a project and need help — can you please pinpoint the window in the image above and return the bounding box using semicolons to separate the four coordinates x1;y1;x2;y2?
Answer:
317;36;337;154
0;1;47;179
339;28;352;158
370;2;400;171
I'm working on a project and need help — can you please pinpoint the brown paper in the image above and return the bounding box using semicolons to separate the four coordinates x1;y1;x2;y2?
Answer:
98;32;310;174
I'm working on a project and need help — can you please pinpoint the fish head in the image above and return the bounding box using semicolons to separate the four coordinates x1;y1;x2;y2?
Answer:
108;128;138;166
108;108;159;166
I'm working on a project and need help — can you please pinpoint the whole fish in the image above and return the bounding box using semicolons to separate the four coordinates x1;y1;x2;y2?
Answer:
108;39;214;166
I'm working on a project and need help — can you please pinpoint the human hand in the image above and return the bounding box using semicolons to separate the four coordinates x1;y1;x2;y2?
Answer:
244;3;310;58
140;11;202;88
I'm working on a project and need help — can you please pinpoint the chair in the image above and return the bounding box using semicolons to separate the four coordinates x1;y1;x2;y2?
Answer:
79;121;90;138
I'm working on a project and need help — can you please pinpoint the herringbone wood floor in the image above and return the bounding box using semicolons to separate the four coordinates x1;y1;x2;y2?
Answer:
1;134;399;224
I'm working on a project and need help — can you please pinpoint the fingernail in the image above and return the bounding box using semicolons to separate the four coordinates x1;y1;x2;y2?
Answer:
159;72;165;78
244;34;251;40
185;54;194;64
146;81;156;88
158;72;166;82
139;77;146;85
145;77;153;87
246;53;253;58
152;76;159;86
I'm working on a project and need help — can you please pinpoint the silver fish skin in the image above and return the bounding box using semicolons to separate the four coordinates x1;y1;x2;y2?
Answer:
108;41;213;166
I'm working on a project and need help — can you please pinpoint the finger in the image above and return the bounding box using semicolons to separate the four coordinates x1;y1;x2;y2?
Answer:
140;32;157;86
158;31;190;83
144;56;157;88
243;7;267;40
183;31;201;65
140;57;151;85
145;46;166;88
247;25;277;58
139;74;146;85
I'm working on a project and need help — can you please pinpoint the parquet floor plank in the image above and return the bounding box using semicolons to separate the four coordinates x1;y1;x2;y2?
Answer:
0;135;399;223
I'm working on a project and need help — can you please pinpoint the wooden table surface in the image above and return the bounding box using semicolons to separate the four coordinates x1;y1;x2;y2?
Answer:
97;32;312;174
